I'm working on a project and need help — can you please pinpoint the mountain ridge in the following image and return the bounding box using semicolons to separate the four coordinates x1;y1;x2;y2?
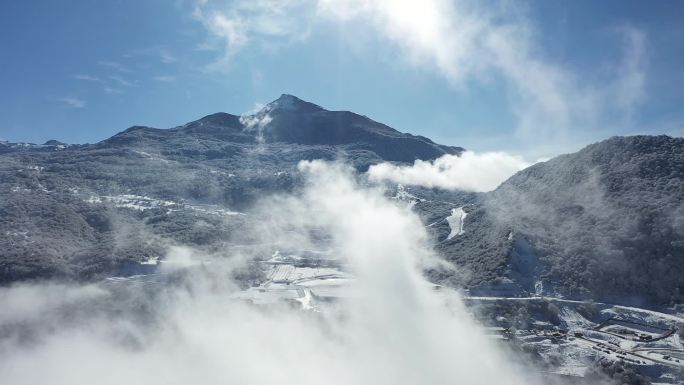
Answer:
0;96;681;309
0;95;463;284
424;134;684;306
97;94;463;164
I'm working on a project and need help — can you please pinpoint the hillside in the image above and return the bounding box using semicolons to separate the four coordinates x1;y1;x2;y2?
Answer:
0;95;461;283
428;135;684;307
1;96;682;309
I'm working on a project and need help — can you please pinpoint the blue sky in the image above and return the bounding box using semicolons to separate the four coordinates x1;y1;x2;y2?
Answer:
1;0;683;158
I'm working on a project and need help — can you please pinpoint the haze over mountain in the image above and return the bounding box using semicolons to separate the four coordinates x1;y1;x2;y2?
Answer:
1;95;681;309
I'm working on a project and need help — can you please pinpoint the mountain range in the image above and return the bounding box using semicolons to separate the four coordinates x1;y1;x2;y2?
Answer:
1;94;682;308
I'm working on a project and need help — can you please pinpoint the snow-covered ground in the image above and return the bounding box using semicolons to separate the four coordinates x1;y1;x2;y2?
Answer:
10;186;31;193
268;264;351;284
131;150;170;163
391;184;424;208
185;203;244;216
82;192;245;216
101;251;684;383
469;296;684;383
446;206;467;239
231;260;353;310
228;259;684;382
87;194;177;211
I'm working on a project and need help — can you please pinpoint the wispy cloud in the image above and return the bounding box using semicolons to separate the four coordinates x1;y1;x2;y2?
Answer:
153;75;177;82
612;26;648;118
124;46;178;64
57;97;86;108
75;58;138;95
103;86;124;94
192;0;314;66
191;0;649;154
97;60;130;73
159;50;177;64
72;72;128;95
73;74;102;82
108;75;135;87
316;0;648;148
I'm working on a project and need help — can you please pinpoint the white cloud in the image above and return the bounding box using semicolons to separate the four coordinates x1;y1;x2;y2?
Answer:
367;151;531;192
57;97;86;108
73;73;130;95
108;75;135;87
153;75;177;82
191;0;648;152
159;50;177;64
0;161;537;385
192;0;314;65
124;46;178;64
613;26;648;116
317;0;648;146
239;106;272;144
104;86;124;94
97;60;130;73
73;74;102;82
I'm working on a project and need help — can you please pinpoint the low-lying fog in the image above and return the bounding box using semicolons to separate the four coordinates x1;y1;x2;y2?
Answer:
0;161;541;385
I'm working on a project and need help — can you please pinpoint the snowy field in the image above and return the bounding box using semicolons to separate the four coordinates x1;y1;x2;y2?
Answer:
467;296;684;384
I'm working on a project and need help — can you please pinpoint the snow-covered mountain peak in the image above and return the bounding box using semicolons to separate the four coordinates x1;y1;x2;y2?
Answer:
260;94;325;114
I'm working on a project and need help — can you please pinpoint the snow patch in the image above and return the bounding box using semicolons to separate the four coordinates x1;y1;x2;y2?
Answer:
132;150;169;163
27;165;44;172
446;206;467;239
86;194;176;211
83;193;244;216
393;184;424;202
5;231;29;239
185;204;244;216
139;257;159;266
11;186;31;193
